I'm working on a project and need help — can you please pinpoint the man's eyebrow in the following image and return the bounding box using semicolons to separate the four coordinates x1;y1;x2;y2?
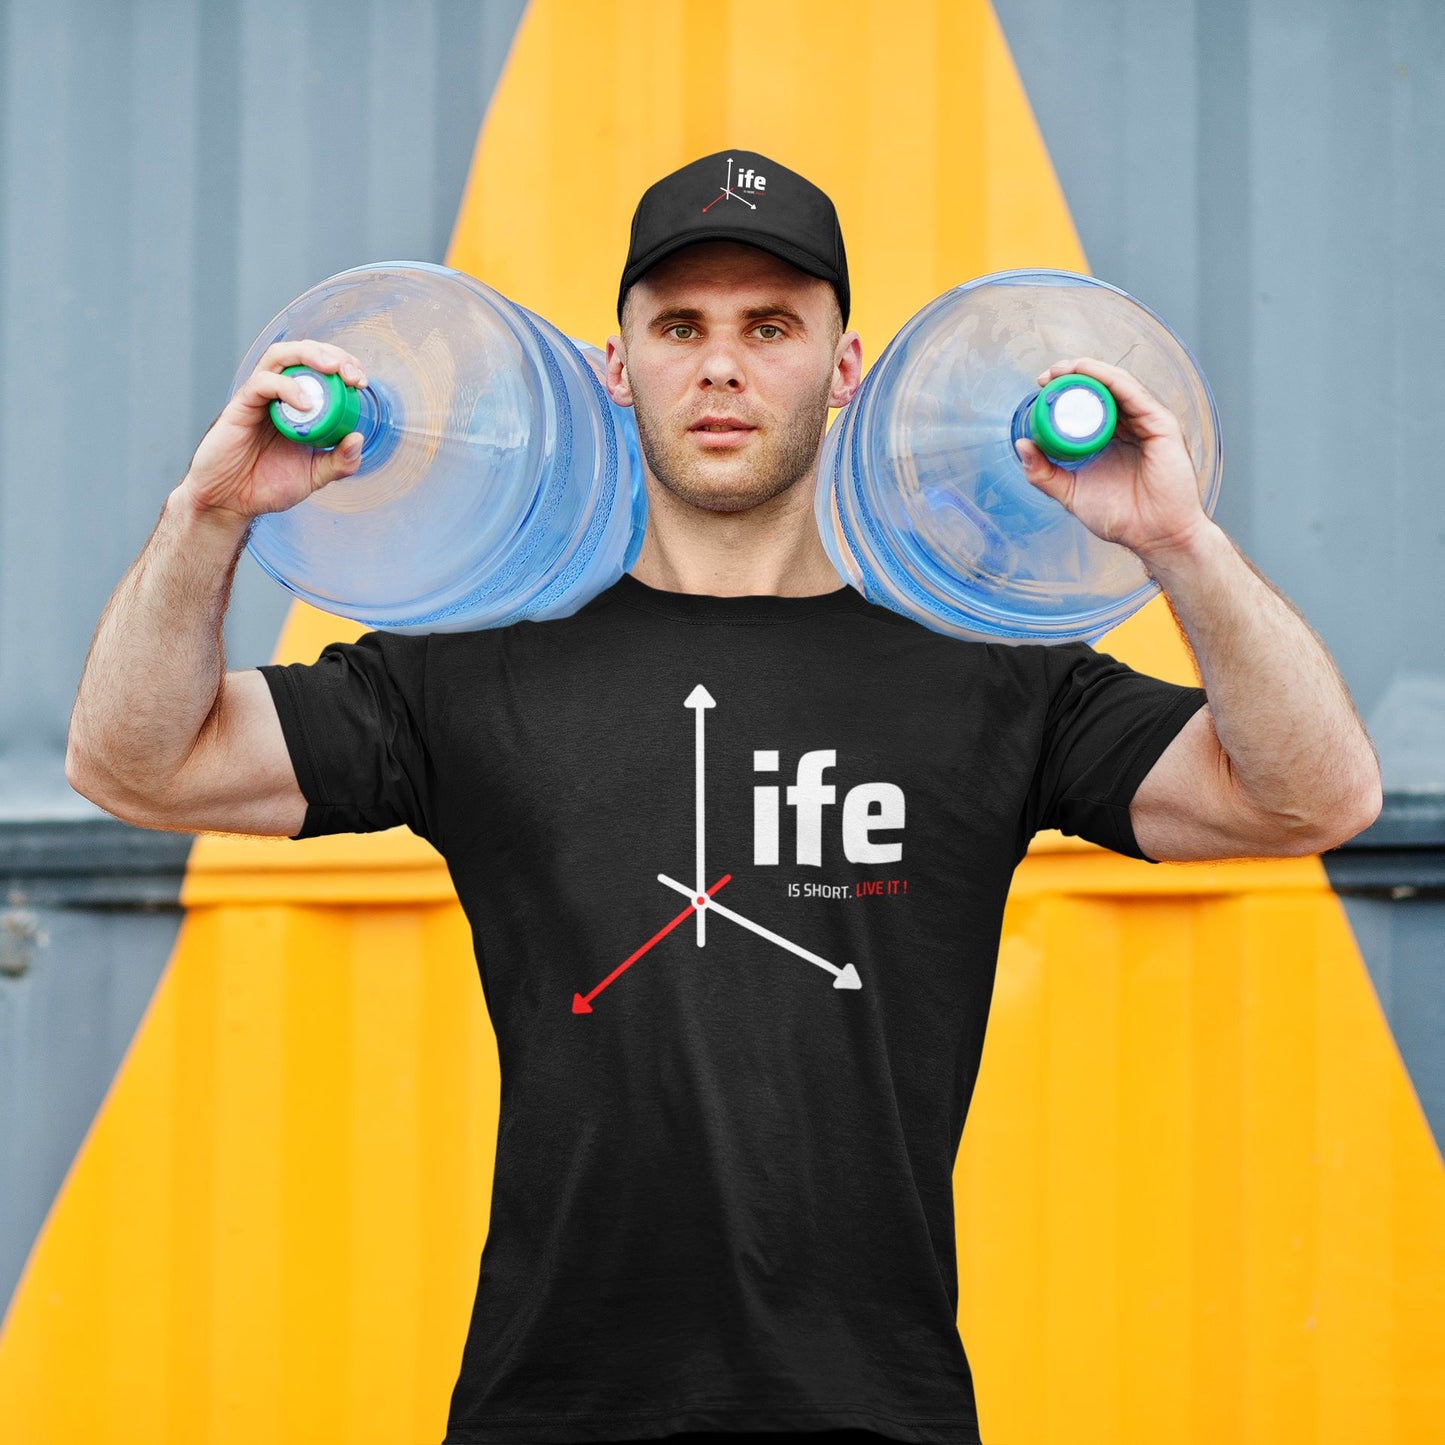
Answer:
645;302;811;329
739;303;808;327
647;306;707;327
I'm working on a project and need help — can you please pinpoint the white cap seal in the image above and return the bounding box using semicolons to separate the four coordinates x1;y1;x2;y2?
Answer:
277;371;327;426
1052;385;1108;440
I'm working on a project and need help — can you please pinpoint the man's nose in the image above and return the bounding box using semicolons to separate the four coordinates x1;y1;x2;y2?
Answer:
696;338;745;390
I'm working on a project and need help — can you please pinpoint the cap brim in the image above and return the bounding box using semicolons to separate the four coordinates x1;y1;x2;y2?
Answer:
618;228;844;318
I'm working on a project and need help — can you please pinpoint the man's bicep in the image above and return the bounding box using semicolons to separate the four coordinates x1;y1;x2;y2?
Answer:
1129;703;1312;862
164;669;309;837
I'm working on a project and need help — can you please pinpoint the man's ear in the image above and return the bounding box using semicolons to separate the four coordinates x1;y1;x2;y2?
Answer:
829;331;863;409
605;335;633;407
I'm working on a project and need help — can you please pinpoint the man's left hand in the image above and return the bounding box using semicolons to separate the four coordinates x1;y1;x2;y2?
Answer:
1013;356;1211;568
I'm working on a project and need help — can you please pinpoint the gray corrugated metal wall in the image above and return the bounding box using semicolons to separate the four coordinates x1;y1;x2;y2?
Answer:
0;0;527;1319
2;0;527;814
994;0;1445;751
4;0;1442;1334
993;0;1445;1147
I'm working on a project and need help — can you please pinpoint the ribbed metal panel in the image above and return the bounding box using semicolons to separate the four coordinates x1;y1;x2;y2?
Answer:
960;855;1445;1445
0;894;495;1445
992;0;1445;797
0;820;193;1317
4;3;1443;1443
3;851;1442;1443
0;0;525;818
995;0;1445;1160
0;0;525;1322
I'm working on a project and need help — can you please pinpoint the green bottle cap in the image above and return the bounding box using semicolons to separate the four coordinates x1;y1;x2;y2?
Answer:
1028;374;1118;462
269;365;361;449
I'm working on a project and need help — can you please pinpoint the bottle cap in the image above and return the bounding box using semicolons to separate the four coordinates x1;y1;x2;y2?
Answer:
270;365;361;448
1028;374;1118;462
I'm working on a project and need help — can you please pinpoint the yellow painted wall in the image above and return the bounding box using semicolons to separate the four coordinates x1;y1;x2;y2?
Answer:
2;2;1442;1442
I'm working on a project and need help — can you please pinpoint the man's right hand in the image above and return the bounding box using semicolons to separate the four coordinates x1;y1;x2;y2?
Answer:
181;340;368;522
66;338;373;837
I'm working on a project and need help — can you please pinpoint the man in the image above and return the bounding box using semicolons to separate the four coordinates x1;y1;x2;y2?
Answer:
66;151;1380;1444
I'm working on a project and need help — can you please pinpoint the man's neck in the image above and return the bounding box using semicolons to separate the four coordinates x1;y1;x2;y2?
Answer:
627;481;843;598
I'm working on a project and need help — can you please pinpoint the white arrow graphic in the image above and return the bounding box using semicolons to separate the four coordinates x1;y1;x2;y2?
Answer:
702;156;757;213
684;686;715;945
657;872;862;990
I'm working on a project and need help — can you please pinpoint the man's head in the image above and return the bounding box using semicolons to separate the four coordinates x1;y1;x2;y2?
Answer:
608;150;861;515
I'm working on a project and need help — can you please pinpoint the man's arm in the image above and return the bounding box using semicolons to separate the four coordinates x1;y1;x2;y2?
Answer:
1016;358;1382;862
1124;525;1379;860
66;340;368;836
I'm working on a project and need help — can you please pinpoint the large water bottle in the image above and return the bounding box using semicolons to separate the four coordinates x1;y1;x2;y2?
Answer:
816;269;1222;643
233;261;646;633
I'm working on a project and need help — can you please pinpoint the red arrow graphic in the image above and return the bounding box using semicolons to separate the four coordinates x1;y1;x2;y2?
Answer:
571;873;733;1014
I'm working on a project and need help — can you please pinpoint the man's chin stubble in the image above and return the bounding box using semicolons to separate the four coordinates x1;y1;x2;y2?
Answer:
635;432;826;516
649;464;801;515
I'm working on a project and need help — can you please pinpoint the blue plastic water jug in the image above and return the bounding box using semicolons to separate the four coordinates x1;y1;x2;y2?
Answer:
232;261;646;633
815;269;1222;643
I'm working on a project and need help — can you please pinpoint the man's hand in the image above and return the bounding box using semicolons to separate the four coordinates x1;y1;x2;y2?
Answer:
182;340;368;523
65;339;367;835
1013;356;1208;569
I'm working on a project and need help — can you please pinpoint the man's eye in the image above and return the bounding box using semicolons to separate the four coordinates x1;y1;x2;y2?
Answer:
755;324;782;340
667;324;696;340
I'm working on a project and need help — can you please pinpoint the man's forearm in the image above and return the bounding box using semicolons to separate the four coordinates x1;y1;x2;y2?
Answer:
67;484;252;805
1142;520;1381;832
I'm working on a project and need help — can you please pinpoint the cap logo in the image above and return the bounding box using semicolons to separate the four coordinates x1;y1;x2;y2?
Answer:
702;155;766;213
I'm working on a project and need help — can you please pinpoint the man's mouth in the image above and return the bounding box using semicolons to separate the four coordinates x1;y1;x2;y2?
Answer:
688;416;758;449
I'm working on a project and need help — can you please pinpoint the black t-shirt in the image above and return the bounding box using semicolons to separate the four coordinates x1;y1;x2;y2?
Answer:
259;573;1207;1445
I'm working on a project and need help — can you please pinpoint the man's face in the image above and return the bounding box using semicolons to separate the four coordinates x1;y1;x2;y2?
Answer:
607;241;861;514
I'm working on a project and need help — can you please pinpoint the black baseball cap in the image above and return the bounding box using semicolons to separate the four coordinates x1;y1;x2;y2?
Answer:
617;149;850;326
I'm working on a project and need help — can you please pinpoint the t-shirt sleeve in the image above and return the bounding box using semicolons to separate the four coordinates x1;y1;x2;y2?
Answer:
1022;640;1208;863
257;630;440;845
